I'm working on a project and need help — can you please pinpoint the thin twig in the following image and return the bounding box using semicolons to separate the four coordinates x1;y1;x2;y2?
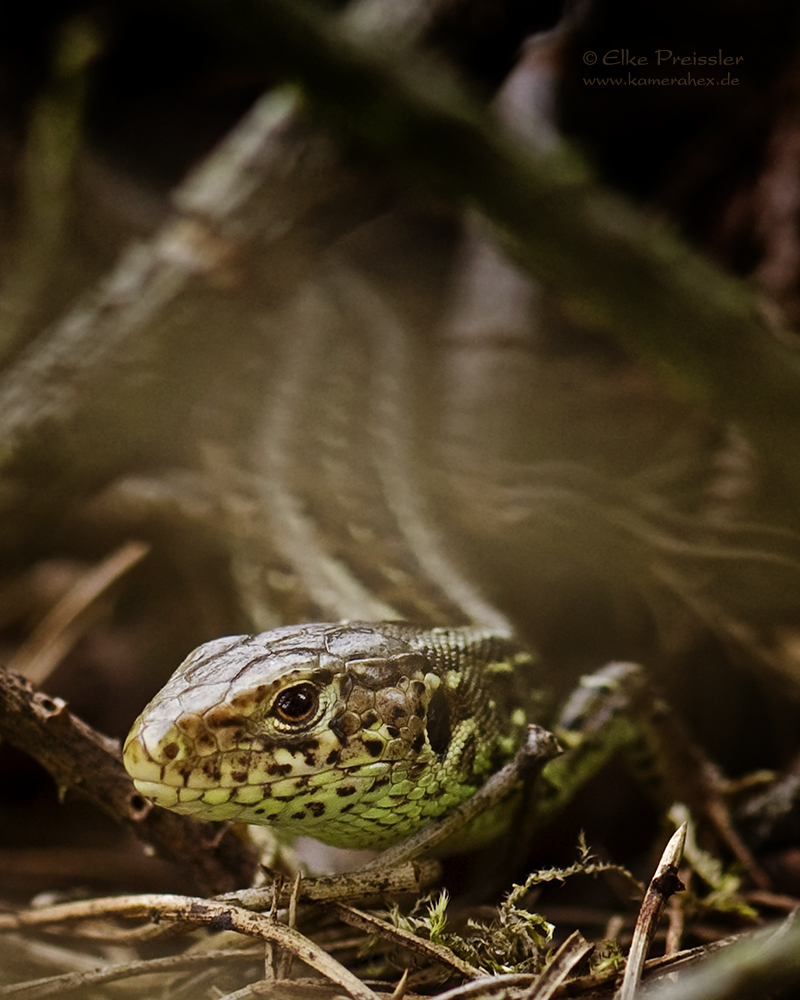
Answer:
643;910;800;1000
619;823;687;1000
527;930;593;999
333;902;482;980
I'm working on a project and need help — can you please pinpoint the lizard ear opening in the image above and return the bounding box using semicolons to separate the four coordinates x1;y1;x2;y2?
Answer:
425;686;452;756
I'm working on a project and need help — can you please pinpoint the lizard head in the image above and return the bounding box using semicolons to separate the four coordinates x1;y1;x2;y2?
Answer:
123;621;454;849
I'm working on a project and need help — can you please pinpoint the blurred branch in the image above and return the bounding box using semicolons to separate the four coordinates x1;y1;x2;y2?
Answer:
0;0;465;479
177;0;800;497
0;88;388;473
6;541;150;685
0;15;103;361
647;909;800;1000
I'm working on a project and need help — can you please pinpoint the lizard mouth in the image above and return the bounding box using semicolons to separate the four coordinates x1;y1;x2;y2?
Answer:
129;756;391;819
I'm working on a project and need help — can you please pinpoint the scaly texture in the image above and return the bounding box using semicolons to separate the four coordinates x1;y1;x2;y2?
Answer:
123;622;539;850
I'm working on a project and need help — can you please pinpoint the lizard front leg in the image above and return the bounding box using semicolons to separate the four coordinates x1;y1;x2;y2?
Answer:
537;662;767;885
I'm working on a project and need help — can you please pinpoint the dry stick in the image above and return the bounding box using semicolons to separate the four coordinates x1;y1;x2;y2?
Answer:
390;968;409;1000
527;929;593;1000
333;903;481;980
619;823;687;1000
1;895;380;1000
6;540;150;685
0;949;260;1000
0;666;258;894
429;974;539;1000
218;859;441;911
531;934;753;999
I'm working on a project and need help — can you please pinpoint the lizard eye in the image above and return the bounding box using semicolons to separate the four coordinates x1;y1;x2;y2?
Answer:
272;683;319;726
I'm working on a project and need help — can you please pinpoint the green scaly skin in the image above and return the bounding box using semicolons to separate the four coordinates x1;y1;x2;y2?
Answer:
123;622;539;851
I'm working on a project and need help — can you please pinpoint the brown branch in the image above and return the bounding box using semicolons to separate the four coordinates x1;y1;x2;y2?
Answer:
0;666;258;895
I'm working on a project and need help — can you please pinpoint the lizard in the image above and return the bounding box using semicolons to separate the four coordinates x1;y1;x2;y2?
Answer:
123;622;542;853
123;620;752;866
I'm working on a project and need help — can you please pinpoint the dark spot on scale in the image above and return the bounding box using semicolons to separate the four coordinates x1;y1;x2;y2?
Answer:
253;735;277;752
386;725;400;738
254;806;266;815
201;762;222;782
308;801;325;817
162;742;179;760
266;762;293;777
425;687;451;756
207;715;245;729
304;752;317;767
328;712;349;745
231;771;247;783
326;749;341;766
371;775;390;789
340;802;354;812
336;785;357;797
411;732;425;754
362;710;379;727
363;740;383;758
291;810;306;820
412;681;426;697
294;775;310;789
265;812;280;821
